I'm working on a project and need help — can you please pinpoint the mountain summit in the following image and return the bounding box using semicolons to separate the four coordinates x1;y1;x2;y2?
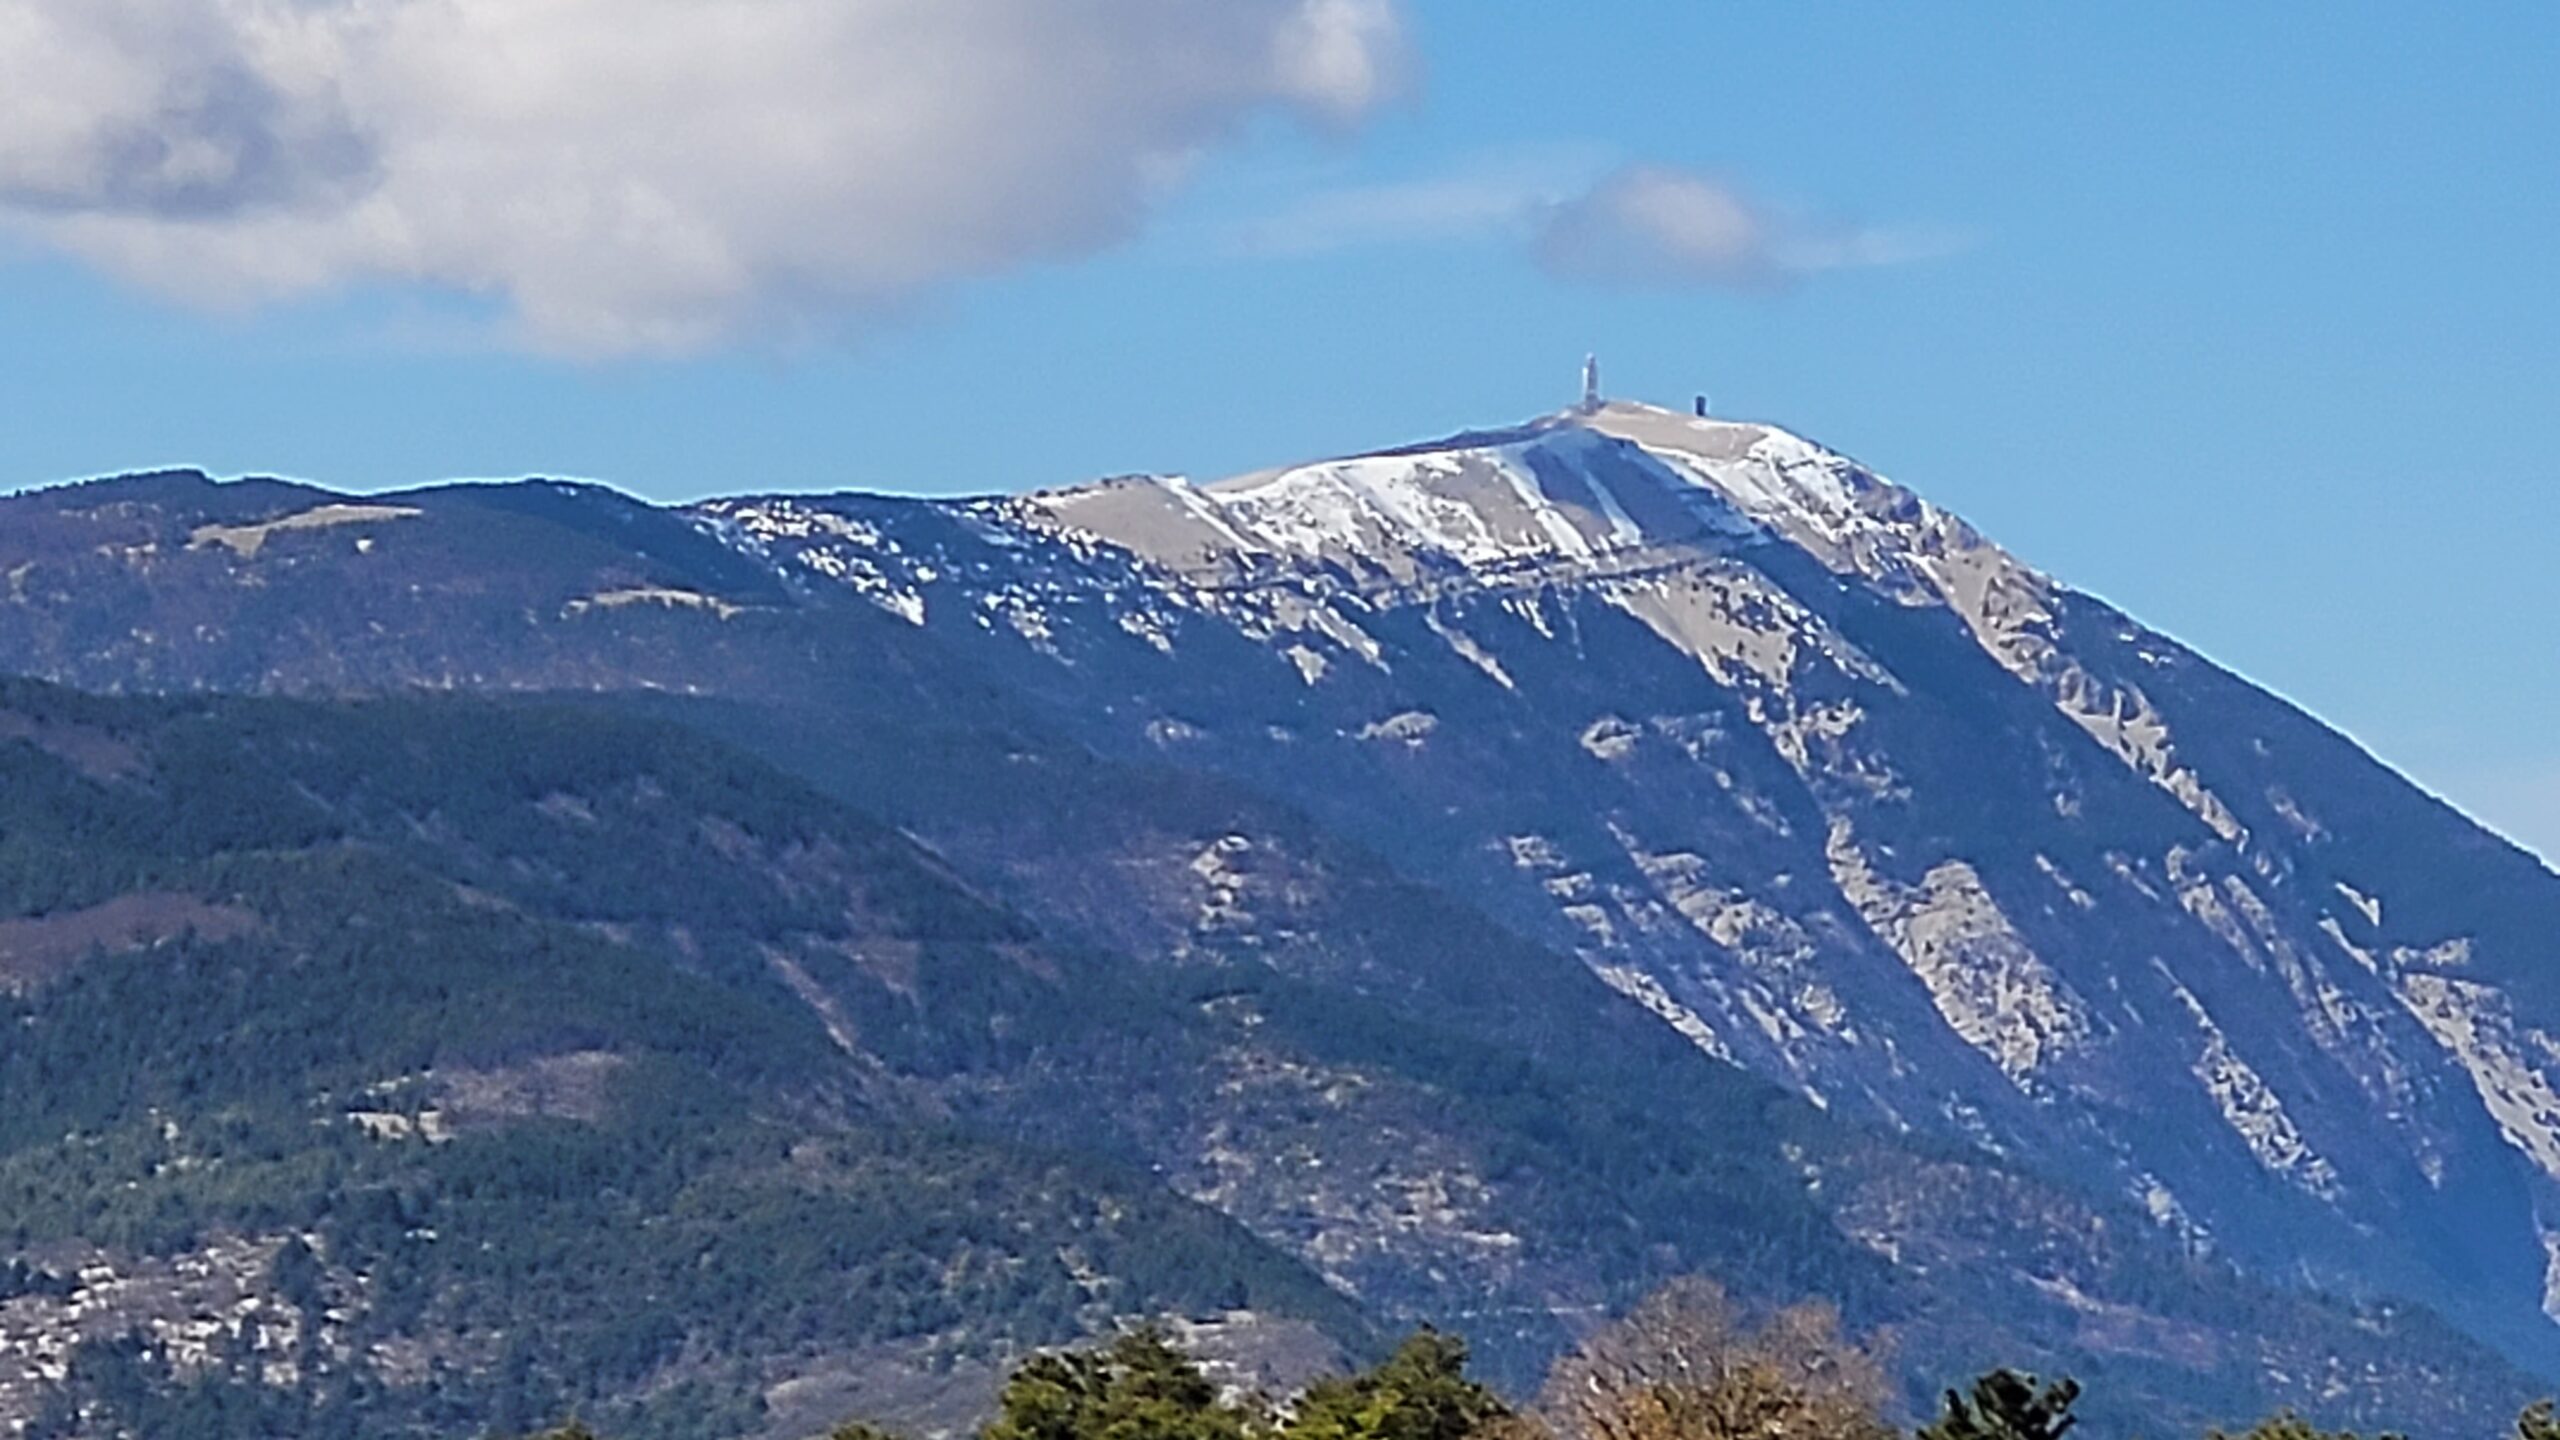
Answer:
1022;401;1923;583
2;402;2557;1432
710;399;2560;1368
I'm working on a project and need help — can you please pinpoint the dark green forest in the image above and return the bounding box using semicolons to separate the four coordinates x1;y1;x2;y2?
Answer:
0;681;1364;1438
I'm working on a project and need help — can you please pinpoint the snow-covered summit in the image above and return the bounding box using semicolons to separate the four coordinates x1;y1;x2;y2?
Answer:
1571;401;1926;549
1008;401;2033;671
1019;399;1983;595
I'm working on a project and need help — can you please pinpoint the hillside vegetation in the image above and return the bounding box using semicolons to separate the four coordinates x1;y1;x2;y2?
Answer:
0;677;2540;1438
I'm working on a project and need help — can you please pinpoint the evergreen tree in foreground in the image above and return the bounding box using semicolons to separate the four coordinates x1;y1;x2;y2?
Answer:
982;1328;1253;1440
1917;1369;2080;1440
1289;1331;1512;1440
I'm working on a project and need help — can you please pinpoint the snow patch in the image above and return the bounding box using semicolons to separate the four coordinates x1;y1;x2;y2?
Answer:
1356;711;1437;747
1580;716;1641;761
1307;604;1387;669
563;586;742;620
2333;881;2383;928
1424;610;1516;690
1116;607;1177;655
2033;854;2098;911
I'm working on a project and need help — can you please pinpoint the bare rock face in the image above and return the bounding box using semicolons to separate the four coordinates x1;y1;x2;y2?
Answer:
3;401;2559;1427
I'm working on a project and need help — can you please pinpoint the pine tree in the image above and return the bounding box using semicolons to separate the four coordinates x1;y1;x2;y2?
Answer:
1916;1370;2080;1440
982;1327;1254;1440
1287;1330;1511;1440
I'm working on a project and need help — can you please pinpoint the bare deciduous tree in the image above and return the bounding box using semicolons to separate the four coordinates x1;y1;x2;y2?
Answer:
1535;1278;1895;1440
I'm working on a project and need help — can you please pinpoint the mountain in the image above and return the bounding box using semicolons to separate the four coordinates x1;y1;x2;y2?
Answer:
689;400;2560;1363
0;400;2555;1434
2;686;2512;1440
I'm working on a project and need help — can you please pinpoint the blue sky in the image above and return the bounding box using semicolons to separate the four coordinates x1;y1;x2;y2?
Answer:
1;2;2555;859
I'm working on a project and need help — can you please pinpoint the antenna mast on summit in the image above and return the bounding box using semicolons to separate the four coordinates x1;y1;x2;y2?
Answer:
1580;353;1602;413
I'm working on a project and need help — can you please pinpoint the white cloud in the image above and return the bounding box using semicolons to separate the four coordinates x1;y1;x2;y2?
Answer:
1215;153;1958;288
1215;144;1608;257
1533;164;1961;289
0;0;1408;356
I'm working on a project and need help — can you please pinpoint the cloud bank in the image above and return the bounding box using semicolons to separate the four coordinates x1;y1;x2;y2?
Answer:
0;0;1407;355
1534;165;1959;289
